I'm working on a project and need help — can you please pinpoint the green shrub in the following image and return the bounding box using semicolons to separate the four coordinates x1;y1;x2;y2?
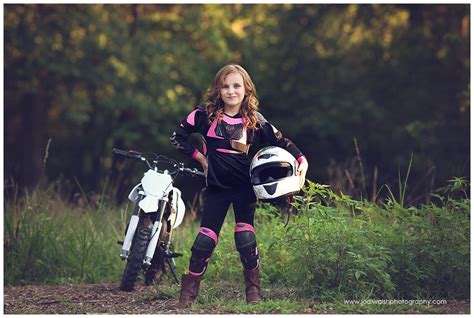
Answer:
254;180;470;300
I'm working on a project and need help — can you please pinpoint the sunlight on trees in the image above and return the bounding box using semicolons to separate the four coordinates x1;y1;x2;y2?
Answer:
4;4;469;204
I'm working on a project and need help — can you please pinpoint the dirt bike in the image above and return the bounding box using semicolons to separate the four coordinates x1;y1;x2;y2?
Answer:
113;148;204;292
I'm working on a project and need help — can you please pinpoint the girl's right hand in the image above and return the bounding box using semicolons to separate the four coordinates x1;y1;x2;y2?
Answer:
201;159;208;176
195;152;208;175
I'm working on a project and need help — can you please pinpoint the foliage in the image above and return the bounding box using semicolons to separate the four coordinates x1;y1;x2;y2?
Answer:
4;4;470;203
174;179;470;301
4;178;470;304
291;180;469;300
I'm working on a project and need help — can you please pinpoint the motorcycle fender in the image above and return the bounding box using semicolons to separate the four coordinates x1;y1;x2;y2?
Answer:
128;183;142;203
138;195;159;213
141;170;173;197
169;187;186;229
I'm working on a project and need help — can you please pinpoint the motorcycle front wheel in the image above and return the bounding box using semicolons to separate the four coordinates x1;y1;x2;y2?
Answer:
119;224;151;292
144;221;168;286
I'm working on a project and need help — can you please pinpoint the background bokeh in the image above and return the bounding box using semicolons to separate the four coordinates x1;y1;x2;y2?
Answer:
4;4;470;204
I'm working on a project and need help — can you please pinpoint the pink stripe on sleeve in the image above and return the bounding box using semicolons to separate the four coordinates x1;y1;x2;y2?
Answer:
186;109;199;126
191;149;200;159
297;156;307;165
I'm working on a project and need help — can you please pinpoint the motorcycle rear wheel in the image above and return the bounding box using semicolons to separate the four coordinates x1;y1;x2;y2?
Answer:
119;225;151;292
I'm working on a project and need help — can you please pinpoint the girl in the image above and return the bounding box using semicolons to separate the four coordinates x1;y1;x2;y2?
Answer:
170;64;308;307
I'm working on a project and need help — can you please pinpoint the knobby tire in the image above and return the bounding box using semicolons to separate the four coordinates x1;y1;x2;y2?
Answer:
119;225;151;292
144;221;168;286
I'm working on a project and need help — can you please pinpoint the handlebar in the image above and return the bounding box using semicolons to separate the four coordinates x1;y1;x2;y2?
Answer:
180;167;206;178
113;148;205;178
113;148;143;160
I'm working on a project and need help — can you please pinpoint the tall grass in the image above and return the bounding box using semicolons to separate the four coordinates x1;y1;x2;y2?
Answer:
4;178;470;302
4;185;128;285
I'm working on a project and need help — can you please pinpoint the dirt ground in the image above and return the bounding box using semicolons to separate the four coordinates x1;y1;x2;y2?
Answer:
4;283;199;314
4;283;471;314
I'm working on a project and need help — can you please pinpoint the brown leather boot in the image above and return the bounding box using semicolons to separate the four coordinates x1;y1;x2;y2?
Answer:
177;274;201;308
243;267;262;303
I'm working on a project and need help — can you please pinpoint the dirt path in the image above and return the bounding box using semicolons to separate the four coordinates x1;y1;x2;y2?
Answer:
4;283;200;314
4;283;470;314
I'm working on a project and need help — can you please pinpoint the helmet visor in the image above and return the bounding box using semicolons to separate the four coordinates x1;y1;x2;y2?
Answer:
251;162;293;185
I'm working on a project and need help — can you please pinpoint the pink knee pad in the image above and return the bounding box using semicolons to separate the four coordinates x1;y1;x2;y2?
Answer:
189;227;218;276
234;223;259;270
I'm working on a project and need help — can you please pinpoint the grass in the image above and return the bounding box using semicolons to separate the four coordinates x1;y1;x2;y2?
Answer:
4;184;128;285
151;281;459;314
4;177;470;314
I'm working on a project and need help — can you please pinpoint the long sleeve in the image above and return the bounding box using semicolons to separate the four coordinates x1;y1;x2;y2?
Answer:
253;112;305;161
170;105;208;159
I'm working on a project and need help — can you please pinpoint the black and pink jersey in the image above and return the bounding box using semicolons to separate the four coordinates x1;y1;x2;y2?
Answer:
170;104;305;189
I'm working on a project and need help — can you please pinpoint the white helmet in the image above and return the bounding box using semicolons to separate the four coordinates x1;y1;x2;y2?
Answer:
249;146;301;201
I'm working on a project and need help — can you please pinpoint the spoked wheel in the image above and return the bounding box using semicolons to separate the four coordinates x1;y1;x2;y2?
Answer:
119;224;151;292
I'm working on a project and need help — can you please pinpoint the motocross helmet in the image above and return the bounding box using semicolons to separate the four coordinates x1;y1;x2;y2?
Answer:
250;146;301;201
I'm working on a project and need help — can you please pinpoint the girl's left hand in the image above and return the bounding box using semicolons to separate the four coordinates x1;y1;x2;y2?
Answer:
296;157;309;188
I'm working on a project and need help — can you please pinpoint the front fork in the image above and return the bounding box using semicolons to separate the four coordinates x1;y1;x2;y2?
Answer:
143;197;168;267
120;196;171;270
120;198;143;260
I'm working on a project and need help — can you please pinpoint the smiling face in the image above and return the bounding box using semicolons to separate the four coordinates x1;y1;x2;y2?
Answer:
206;64;259;128
220;72;246;111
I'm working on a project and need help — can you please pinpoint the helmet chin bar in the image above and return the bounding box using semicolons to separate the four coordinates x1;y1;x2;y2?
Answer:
263;183;277;195
252;176;301;201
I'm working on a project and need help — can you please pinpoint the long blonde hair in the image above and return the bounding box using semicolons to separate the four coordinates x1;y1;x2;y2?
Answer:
205;64;259;129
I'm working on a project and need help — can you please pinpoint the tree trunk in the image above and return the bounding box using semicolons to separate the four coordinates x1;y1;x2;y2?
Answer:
19;91;48;188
